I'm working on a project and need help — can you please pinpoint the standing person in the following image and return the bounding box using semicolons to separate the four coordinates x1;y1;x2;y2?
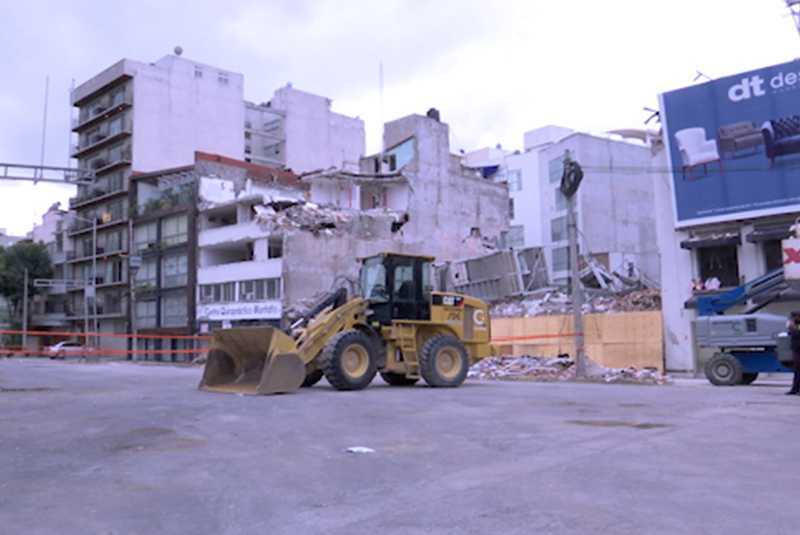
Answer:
786;311;800;395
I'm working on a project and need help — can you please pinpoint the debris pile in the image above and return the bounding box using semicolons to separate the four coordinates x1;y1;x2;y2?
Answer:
255;202;353;236
491;288;661;318
468;355;670;385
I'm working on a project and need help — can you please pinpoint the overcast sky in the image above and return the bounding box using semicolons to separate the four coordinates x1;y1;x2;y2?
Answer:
0;0;798;236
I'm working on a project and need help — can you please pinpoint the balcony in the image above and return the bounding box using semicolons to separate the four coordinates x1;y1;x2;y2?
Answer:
67;214;127;236
72;91;133;132
71;120;132;158
79;145;132;177
31;312;69;328
198;259;282;286
69;182;127;209
135;186;194;217
199;221;262;248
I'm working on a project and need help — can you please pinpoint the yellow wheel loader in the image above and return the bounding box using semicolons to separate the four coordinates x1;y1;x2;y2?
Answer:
199;253;492;395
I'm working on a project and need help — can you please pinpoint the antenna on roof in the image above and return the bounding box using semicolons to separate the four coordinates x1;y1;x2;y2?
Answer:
379;60;385;128
787;0;800;38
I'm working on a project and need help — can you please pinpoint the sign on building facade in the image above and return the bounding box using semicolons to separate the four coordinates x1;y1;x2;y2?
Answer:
660;59;800;227
197;301;282;321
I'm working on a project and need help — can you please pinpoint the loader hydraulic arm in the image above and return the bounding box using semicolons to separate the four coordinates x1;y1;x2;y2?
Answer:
294;297;371;364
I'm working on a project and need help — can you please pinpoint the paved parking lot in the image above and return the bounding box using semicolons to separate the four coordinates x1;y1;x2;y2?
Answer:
1;358;797;535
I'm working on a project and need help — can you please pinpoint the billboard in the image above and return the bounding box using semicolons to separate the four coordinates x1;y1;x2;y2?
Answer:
660;60;800;226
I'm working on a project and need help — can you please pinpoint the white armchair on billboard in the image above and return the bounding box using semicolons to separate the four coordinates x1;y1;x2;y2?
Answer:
674;127;723;180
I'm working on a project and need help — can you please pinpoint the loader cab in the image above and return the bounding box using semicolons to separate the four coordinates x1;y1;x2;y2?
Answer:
360;253;434;324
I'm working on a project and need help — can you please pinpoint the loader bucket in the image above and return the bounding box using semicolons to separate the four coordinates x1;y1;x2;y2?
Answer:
199;326;305;395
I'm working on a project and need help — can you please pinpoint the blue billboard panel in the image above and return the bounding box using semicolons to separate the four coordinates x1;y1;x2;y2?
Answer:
661;60;800;226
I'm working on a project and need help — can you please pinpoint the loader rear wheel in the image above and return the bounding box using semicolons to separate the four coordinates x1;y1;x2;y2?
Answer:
301;369;324;387
380;372;419;386
705;353;743;386
420;335;469;388
320;330;377;391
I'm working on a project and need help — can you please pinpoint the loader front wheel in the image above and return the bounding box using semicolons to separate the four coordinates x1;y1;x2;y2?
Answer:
320;330;377;391
301;369;324;387
420;335;469;388
380;371;419;386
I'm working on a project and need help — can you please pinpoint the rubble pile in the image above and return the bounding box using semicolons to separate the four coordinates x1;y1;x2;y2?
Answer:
255;202;354;236
491;288;661;318
468;355;670;385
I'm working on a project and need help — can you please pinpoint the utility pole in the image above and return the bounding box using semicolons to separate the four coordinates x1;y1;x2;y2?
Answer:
560;152;586;378
92;218;98;345
22;269;29;350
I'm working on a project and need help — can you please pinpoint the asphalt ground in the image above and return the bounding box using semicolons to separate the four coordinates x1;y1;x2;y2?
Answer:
1;358;797;535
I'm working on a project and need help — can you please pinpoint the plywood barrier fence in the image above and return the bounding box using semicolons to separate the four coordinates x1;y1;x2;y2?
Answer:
491;311;664;372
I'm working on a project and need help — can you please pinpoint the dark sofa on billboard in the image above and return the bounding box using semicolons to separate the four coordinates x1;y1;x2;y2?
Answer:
762;115;800;166
717;121;764;158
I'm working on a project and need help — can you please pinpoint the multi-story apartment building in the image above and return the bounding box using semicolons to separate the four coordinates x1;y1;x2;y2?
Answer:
28;204;75;344
130;152;305;359
67;51;365;350
464;125;660;286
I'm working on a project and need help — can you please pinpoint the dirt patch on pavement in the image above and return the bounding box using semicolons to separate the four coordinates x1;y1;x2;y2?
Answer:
567;419;672;430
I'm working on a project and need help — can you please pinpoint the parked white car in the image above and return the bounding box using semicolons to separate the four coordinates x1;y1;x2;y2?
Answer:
46;341;86;359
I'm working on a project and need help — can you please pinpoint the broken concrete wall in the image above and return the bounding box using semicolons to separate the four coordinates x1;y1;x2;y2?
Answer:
382;114;509;263
441;247;549;302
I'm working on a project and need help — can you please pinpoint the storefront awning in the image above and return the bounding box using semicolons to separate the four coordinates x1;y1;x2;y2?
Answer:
680;232;740;250
745;228;792;242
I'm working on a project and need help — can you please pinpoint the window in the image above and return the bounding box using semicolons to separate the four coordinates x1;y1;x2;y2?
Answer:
199;282;235;303
507;169;522;192
551;216;568;242
110;87;125;107
161;294;188;327
106;171;124;193
222;282;235;302
240;280;257;301
136;301;157;328
267;235;283;259
108;259;123;283
136;259;157;289
108;115;123;136
422;261;432;301
81;237;93;257
697;245;740;288
218;72;229;85
161;254;188;288
251;278;281;300
548;151;572;183
552;246;570;272
361;257;388;303
764;240;783;271
509;198;515;219
200;284;217;304
503;225;525;248
194;67;203;78
106;199;125;221
393;264;415;302
554;188;567;211
104;230;122;253
135;223;157;252
161;215;188;246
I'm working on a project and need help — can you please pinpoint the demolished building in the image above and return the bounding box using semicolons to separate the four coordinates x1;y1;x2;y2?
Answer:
191;111;510;331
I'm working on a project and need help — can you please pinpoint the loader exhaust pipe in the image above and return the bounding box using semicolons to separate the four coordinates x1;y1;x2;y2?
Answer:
199;326;306;395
